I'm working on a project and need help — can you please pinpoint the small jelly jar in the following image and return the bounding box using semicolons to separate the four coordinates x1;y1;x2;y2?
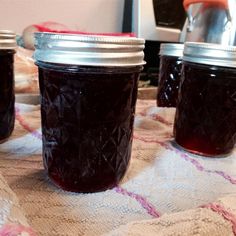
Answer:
34;33;145;192
157;43;184;107
0;30;16;142
174;42;236;157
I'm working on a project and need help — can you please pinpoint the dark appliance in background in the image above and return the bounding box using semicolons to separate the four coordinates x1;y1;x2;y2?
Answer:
123;0;186;85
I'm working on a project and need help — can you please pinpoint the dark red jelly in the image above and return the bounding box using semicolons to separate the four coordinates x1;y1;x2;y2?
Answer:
0;50;15;142
157;55;182;107
38;62;141;192
174;61;236;156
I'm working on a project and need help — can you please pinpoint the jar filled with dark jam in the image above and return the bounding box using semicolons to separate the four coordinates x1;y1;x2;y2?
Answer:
174;42;236;157
157;43;184;107
34;33;145;192
0;30;16;142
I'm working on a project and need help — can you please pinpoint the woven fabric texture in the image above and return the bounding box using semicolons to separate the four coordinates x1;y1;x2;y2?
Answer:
0;100;236;235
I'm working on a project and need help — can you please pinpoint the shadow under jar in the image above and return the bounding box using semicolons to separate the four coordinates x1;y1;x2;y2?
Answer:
0;30;16;142
174;42;236;157
34;33;145;193
157;43;184;107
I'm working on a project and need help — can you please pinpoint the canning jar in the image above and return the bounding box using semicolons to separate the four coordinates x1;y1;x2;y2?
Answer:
157;43;184;107
174;42;236;157
0;30;16;142
34;33;145;192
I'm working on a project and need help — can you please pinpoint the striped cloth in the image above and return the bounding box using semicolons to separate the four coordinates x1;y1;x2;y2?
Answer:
0;100;236;235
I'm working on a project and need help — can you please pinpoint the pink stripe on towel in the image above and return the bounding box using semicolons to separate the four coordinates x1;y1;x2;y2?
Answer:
115;186;161;218
0;224;36;236
15;107;42;140
202;203;236;235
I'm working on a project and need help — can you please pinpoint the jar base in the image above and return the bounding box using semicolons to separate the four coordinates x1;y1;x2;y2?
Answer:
172;140;232;158
0;137;10;144
47;173;118;193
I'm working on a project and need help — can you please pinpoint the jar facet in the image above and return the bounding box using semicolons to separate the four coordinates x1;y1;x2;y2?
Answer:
174;61;236;156
157;55;182;107
0;50;15;142
37;62;142;192
157;43;183;107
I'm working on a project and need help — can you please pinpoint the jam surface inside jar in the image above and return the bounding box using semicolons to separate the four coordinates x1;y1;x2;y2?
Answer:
38;62;141;192
0;50;15;142
157;55;182;107
174;62;236;156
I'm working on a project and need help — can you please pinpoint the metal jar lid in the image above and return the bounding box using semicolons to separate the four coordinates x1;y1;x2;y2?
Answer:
34;32;146;67
0;30;16;49
159;43;184;57
183;42;236;68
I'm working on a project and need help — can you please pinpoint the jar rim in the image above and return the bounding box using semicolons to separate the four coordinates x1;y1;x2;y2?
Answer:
34;32;146;67
0;30;16;50
35;32;145;45
159;43;184;57
183;42;236;68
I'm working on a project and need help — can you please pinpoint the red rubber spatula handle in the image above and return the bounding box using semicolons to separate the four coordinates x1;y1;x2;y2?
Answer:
183;0;228;10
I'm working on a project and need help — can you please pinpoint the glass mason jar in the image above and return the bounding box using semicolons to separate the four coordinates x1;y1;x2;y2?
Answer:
0;30;16;142
174;42;236;157
157;43;184;107
34;33;145;192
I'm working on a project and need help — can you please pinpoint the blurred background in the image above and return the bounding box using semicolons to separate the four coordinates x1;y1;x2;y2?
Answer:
0;0;124;34
0;0;187;98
